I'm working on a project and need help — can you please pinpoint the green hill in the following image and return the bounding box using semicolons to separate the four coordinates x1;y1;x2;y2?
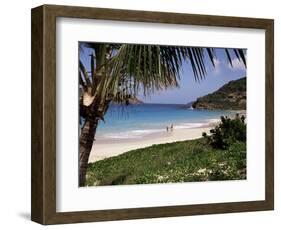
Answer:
192;77;246;110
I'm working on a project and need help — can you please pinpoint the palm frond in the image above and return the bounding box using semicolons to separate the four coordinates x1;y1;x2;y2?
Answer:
238;49;247;67
79;43;247;107
79;60;91;87
225;49;233;67
206;48;216;67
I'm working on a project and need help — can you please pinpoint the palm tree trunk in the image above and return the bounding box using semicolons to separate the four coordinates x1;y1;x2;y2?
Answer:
78;44;111;186
79;118;98;186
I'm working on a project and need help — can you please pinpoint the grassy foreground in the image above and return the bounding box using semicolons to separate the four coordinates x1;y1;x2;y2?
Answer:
86;138;246;186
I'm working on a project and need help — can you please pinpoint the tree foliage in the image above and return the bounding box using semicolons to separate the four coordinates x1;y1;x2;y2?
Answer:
78;43;247;186
79;43;247;110
202;114;246;149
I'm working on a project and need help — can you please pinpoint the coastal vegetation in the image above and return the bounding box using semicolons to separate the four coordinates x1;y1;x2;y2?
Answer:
111;96;144;105
202;114;246;149
85;116;246;186
192;77;246;110
79;43;246;186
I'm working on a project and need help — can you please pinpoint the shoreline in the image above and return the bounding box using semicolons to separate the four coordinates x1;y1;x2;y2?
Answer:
88;122;217;163
88;111;246;163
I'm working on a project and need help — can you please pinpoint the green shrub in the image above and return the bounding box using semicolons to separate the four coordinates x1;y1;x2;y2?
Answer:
203;114;246;149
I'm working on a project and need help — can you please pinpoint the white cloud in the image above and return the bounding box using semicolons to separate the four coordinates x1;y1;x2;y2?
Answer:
213;58;221;74
214;58;221;67
228;58;246;70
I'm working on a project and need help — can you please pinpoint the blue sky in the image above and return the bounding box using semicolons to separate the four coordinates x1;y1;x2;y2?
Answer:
80;45;246;104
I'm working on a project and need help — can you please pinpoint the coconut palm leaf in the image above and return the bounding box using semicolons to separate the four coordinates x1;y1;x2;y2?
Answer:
206;48;216;67
238;49;247;67
79;43;247;105
78;42;247;186
79;60;91;86
225;49;233;67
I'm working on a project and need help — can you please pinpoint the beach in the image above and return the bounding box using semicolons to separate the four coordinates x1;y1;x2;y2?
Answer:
87;103;245;163
88;121;217;162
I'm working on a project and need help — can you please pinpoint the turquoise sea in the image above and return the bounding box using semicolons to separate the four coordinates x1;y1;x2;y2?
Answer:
95;104;236;140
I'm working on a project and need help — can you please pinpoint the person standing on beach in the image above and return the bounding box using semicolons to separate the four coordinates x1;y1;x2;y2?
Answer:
170;124;174;132
166;126;169;132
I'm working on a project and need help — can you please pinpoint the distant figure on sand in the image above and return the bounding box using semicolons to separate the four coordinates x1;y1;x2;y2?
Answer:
170;124;174;132
166;126;169;132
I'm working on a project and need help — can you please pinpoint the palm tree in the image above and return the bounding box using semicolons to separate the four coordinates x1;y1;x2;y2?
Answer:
79;43;246;186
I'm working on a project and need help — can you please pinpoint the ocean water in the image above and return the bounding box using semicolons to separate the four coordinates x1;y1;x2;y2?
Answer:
95;104;236;140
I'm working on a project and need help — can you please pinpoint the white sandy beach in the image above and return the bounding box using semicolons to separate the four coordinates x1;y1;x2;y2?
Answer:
88;123;217;163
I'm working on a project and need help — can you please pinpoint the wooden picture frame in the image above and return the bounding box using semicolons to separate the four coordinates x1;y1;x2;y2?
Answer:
31;4;274;225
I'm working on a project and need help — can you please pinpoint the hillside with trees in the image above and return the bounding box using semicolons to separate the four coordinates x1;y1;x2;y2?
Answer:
192;77;246;110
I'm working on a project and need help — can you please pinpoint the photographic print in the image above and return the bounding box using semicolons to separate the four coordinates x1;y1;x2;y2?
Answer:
79;43;247;187
31;5;274;224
